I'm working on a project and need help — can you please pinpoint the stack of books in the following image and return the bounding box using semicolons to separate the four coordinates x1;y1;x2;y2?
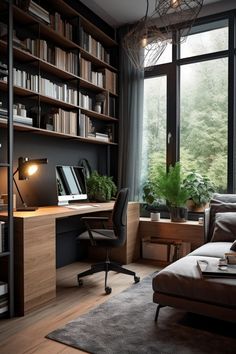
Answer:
28;1;50;25
0;281;8;316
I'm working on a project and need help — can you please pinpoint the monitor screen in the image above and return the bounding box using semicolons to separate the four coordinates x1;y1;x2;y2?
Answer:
56;165;87;205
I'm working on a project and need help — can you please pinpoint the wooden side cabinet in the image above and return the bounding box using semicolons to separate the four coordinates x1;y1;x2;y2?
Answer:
139;217;204;252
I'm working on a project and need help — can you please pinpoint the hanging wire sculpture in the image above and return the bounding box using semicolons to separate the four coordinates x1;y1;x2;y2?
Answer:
122;0;167;71
122;0;204;70
154;0;204;43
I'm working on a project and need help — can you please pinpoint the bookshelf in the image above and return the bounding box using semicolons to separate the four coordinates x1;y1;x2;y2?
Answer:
0;0;14;318
0;0;119;145
0;0;119;317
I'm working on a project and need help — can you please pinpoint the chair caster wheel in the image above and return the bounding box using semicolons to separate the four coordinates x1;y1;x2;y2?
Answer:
105;287;112;294
78;279;83;287
134;276;140;283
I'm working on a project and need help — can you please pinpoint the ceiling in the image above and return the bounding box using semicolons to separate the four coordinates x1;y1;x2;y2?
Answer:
80;0;226;28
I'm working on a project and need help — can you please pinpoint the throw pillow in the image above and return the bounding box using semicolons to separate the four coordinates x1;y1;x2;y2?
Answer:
211;212;236;242
208;202;236;241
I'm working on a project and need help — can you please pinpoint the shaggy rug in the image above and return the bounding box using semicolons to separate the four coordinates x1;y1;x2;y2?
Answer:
47;273;236;354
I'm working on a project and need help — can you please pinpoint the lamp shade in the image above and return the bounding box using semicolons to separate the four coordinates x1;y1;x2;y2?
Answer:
18;157;48;180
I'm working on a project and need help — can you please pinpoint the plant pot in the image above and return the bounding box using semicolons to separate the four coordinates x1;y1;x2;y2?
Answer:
169;207;187;222
186;200;209;212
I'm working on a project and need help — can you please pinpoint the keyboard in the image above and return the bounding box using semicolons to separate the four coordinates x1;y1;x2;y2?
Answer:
64;204;99;210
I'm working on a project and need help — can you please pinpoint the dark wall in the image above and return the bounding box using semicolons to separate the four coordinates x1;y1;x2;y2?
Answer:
10;131;109;207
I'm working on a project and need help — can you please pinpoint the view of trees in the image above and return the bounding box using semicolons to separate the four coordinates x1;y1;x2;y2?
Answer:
141;24;228;195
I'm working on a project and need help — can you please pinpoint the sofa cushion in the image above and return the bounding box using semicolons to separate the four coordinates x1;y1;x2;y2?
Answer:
208;203;236;240
152;255;236;308
211;212;236;242
189;242;233;258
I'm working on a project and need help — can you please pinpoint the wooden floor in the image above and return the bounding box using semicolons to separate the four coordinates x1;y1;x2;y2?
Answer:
0;261;159;354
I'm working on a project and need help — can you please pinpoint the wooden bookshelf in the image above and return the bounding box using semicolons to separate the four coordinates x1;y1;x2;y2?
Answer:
0;1;119;144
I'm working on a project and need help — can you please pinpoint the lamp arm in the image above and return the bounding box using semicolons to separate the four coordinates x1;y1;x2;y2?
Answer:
13;174;27;208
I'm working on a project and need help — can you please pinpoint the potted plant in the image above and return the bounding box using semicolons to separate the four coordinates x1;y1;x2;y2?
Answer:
183;171;215;211
157;162;189;222
86;171;117;202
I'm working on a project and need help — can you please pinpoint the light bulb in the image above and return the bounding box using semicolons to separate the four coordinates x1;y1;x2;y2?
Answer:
141;36;148;48
27;164;38;176
170;0;181;8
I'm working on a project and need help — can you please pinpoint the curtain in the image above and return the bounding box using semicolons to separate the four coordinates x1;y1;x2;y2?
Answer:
118;26;144;201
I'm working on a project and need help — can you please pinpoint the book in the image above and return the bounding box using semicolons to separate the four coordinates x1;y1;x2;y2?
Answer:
0;281;8;296
197;259;236;278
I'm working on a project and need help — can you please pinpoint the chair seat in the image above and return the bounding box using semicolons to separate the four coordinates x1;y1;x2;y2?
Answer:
78;229;116;240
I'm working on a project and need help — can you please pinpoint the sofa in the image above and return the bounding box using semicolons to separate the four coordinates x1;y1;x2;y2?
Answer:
152;194;236;322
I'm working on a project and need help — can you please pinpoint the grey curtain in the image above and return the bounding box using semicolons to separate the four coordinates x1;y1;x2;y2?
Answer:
118;26;144;201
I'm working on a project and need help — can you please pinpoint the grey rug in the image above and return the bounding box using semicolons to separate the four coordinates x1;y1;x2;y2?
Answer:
47;273;236;354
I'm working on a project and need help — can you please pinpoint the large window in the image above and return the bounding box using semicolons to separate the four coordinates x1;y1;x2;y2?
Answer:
141;15;232;194
180;59;228;192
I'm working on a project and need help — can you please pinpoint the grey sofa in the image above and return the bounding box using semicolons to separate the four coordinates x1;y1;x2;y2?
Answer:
152;194;236;322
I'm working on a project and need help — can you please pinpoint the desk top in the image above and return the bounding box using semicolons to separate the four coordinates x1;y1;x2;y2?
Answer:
0;202;114;220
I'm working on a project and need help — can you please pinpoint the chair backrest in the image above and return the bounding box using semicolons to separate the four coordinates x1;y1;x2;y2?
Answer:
112;188;129;246
204;193;236;242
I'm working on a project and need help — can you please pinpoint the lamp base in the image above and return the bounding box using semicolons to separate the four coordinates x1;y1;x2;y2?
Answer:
16;206;38;211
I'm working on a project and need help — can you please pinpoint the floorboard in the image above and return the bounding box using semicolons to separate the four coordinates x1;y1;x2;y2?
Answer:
0;261;159;354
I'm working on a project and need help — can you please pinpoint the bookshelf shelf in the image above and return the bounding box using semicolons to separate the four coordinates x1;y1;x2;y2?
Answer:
0;118;117;145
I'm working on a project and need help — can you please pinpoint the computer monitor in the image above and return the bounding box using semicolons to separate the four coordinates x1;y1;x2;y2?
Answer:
56;165;87;206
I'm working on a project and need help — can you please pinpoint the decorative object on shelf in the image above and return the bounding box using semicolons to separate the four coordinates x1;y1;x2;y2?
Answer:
183;171;215;212
154;0;204;43
150;212;160;221
94;93;106;114
86;171;117;202
13;156;48;211
123;0;167;70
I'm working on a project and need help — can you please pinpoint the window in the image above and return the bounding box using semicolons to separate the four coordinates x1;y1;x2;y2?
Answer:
180;58;228;191
180;20;228;58
141;13;233;195
141;76;167;186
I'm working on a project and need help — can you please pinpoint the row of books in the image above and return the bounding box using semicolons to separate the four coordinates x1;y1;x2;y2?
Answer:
102;69;117;95
12;69;38;92
79;92;93;110
49;12;73;41
80;58;104;87
39;78;77;105
0;221;7;253
79;27;110;64
0;281;8;316
51;108;77;136
22;1;73;40
79;113;113;142
23;38;78;75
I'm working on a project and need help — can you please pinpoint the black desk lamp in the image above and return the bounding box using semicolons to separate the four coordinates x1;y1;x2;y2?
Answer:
13;157;48;211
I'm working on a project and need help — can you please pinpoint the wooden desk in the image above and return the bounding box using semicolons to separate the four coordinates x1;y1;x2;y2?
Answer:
0;202;140;315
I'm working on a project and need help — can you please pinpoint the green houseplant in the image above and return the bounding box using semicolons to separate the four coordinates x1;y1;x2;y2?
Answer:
157;162;189;222
86;171;117;202
183;171;215;211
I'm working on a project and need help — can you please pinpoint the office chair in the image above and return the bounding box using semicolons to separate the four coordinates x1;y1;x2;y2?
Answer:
77;188;140;294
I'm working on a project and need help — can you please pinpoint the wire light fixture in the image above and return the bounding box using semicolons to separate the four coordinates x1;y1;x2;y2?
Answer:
123;0;204;70
122;0;167;71
154;0;204;43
